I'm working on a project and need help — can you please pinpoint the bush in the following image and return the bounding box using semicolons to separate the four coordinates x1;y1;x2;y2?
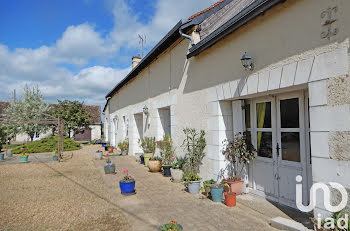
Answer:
12;136;81;154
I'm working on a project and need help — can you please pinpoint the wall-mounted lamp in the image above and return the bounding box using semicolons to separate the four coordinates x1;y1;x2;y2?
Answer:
241;52;254;70
143;105;149;115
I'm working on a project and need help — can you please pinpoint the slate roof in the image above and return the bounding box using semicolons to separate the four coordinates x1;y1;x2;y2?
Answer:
83;105;101;124
188;0;225;20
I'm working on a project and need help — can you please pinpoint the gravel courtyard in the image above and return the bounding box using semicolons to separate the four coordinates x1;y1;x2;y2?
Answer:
0;145;131;231
0;145;311;231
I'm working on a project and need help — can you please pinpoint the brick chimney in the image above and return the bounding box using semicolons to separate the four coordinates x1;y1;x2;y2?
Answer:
132;56;141;69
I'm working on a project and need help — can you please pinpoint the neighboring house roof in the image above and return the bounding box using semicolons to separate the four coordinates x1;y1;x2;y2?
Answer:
188;0;225;20
187;0;285;58
83;105;101;124
0;102;9;116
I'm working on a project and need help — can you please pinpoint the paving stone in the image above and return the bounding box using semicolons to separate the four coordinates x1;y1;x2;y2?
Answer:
94;150;309;231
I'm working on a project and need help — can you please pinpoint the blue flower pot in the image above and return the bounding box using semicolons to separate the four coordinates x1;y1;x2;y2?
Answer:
210;186;224;202
7;152;12;157
102;143;107;147
140;156;145;164
0;153;4;160
20;155;28;163
119;180;135;194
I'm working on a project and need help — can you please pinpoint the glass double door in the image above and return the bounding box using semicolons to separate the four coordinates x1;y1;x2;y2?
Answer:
245;91;309;207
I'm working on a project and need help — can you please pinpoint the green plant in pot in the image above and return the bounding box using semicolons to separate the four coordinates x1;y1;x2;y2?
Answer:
202;179;216;196
158;221;183;231
148;156;162;172
52;150;59;161
19;147;28;163
182;128;206;194
104;154;115;174
118;139;129;155
104;143;110;151
139;137;156;166
221;132;256;194
157;135;175;177
170;156;186;183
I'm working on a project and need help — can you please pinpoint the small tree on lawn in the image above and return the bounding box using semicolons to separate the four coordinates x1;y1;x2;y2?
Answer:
3;85;51;142
51;100;92;138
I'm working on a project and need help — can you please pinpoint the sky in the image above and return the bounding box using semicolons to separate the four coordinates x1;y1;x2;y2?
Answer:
0;0;217;109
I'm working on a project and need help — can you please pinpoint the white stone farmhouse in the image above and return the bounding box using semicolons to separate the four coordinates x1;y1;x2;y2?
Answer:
103;0;350;217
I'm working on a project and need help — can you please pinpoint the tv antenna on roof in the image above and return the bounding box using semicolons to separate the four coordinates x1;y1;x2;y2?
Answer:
138;34;146;58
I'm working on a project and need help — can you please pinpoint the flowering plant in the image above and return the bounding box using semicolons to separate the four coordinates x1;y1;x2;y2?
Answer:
105;155;113;166
159;221;182;231
121;169;135;182
19;148;28;156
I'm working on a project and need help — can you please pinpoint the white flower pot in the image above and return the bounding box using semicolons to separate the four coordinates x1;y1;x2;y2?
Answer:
95;152;102;160
170;168;183;183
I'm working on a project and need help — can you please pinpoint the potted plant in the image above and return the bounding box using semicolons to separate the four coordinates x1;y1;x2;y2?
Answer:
210;184;224;202
157;135;175;177
19;147;28;163
0;152;4;160
158;221;183;231
182;128;206;194
183;171;201;194
139;137;156;166
140;154;145;165
170;156;186;183
223;183;236;207
95;150;103;160
104;143;110;151
202;179;216;196
104;154;115;174
221;132;256;194
52;150;59;161
118;139;129;155
108;146;114;153
148;156;162;172
120;169;135;194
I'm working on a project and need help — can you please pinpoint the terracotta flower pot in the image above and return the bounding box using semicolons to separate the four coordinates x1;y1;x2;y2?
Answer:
224;192;236;207
148;160;161;172
108;147;114;153
223;179;244;194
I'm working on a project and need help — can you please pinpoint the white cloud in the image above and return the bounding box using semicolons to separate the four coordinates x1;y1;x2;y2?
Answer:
108;0;217;50
0;0;217;107
55;23;116;65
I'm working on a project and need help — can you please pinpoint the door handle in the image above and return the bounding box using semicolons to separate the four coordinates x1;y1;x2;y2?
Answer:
276;143;280;156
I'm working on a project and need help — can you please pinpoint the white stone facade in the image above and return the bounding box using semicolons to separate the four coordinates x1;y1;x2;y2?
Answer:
104;0;350;217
